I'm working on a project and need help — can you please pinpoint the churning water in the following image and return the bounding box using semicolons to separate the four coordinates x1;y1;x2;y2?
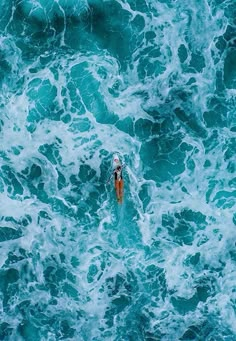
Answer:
0;0;236;340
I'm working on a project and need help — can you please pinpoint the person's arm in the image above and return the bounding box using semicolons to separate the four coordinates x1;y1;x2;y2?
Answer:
106;170;116;184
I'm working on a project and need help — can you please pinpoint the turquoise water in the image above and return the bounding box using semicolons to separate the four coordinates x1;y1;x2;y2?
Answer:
0;0;236;340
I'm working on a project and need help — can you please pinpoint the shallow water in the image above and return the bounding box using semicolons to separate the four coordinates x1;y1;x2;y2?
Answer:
0;0;236;340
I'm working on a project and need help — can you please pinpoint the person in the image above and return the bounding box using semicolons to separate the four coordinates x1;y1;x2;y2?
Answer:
114;165;123;203
107;162;125;203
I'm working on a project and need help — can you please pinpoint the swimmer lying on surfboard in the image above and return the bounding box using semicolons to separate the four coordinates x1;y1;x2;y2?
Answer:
114;164;124;203
107;155;126;203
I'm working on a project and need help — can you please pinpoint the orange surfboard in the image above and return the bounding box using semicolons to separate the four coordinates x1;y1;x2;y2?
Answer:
113;154;124;203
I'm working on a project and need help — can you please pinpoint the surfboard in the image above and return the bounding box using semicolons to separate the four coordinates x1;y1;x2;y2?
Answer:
112;153;124;204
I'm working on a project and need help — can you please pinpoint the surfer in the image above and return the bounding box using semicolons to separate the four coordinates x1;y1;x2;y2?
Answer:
107;156;125;203
114;164;124;203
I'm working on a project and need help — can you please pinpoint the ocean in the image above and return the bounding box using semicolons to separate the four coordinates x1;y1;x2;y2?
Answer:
0;0;236;340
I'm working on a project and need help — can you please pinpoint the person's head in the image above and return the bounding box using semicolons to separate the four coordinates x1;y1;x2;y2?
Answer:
117;166;121;171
